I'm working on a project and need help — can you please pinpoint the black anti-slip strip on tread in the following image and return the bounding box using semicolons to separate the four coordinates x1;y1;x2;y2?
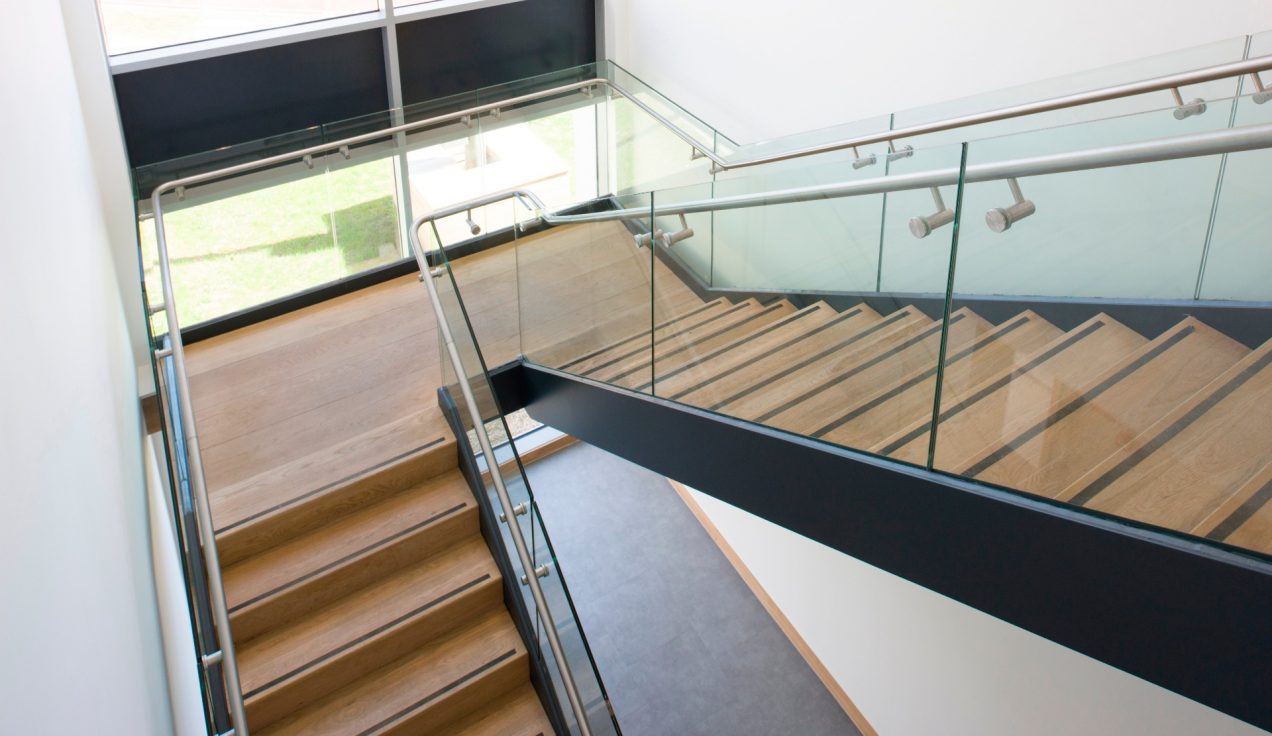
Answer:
962;326;1195;478
877;320;1107;456
556;299;721;371
1208;476;1272;541
245;574;493;699
634;305;828;393
357;649;519;736
1068;347;1272;507
812;314;1033;438
580;301;752;376
755;314;964;424
691;306;910;409
216;436;448;535
229;502;468;613
608;301;790;383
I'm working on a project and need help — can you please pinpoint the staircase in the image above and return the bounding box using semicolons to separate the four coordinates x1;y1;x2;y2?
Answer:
183;278;556;735
209;438;551;735
547;290;1272;555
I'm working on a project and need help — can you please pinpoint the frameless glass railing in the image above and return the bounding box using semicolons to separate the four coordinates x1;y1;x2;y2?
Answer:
415;198;622;736
446;86;1272;564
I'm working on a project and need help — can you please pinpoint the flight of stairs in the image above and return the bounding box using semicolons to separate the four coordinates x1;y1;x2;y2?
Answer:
209;431;554;735
550;295;1272;555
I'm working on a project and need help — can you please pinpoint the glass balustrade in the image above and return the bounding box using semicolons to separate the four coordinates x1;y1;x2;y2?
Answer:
477;86;1272;562
426;229;622;736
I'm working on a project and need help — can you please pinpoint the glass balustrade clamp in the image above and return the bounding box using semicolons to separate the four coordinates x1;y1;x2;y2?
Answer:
852;145;877;169
887;141;915;162
986;178;1037;233
1252;72;1272;104
1170;86;1207;119
909;187;955;239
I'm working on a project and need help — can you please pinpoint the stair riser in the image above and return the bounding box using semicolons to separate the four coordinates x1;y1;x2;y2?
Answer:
218;441;458;566
230;506;479;641
246;577;503;730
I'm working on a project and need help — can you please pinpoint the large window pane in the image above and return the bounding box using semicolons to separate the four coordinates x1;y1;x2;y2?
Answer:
97;0;379;55
141;156;403;327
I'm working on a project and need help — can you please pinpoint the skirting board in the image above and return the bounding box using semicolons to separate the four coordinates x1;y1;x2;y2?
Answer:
668;479;879;736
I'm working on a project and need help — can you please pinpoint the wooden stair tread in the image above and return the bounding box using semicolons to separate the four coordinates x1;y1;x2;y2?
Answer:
213;434;456;568
1193;462;1272;554
239;540;503;730
875;313;1147;468
224;471;472;612
1060;339;1272;533
433;684;554;736
762;308;994;438
651;301;840;396
238;537;497;695
720;307;936;421
258;610;529;736
676;305;912;413
582;297;763;386
561;298;732;376
816;309;1061;450
957;317;1246;498
601;300;799;390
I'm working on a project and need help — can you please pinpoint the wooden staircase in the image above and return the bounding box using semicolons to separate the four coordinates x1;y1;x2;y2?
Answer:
209;439;552;735
550;292;1272;556
184;277;557;735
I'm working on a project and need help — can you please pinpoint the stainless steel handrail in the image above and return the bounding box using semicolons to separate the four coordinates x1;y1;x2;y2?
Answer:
712;55;1272;171
535;121;1272;224
149;221;248;733
408;198;598;736
147;54;1272;205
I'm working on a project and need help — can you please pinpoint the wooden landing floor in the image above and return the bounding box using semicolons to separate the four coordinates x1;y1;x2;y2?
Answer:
186;221;675;519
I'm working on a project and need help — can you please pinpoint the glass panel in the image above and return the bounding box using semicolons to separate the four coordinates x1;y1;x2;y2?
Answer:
645;143;966;467
142;153;403;327
519;193;656;395
931;93;1272;559
893;35;1248;151
1197;34;1272;301
429;244;620;734
97;0;379;55
924;97;1237;300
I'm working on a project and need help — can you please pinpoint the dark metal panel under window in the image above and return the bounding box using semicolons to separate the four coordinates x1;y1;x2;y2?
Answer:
114;30;390;167
396;0;596;106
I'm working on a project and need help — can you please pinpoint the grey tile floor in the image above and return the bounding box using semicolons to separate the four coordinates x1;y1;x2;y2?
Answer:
525;442;862;736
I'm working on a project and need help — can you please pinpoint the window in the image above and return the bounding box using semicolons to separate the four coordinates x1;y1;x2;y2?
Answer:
96;0;380;55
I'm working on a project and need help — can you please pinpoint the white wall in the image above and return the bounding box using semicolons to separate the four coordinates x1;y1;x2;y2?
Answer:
602;0;1272;144
686;489;1268;736
0;3;174;733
